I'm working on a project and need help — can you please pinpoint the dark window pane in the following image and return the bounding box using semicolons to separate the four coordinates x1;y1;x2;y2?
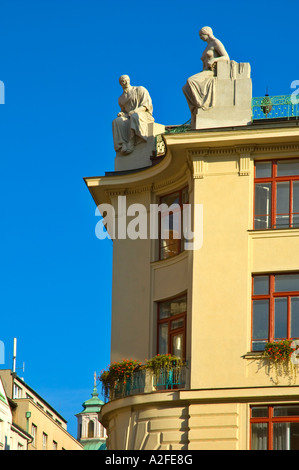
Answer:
276;182;290;228
277;160;299;177
158;324;168;354
293;182;299;213
274;297;288;339
254;276;269;295
255;162;272;178
254;183;272;229
252;341;267;351
290;423;299;450
291;297;299;338
171;318;184;330
292;214;299;228
159;296;187;319
252;407;269;418
273;423;288;450
276;214;290;228
253;300;269;340
274;406;299;417
251;423;268;450
276;215;290;228
275;274;299;292
292;182;299;228
273;422;299;450
254;215;271;229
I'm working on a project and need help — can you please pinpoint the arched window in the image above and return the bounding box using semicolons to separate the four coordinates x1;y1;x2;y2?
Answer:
88;420;94;438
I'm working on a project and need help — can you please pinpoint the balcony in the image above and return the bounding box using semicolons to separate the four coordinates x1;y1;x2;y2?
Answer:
252;94;299;121
159;94;299;138
107;365;187;402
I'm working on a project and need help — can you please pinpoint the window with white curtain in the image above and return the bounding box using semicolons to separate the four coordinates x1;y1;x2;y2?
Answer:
251;405;299;450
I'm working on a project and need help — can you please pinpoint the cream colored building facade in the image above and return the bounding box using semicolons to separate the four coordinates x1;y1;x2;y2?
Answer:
0;376;31;450
85;97;299;449
0;370;83;450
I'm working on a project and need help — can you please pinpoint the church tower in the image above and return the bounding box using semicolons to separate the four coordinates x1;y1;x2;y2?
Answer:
76;374;107;450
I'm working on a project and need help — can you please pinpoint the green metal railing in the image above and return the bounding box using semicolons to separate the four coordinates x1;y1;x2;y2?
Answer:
162;94;299;137
252;94;299;120
154;94;299;157
113;369;146;400
109;365;187;401
153;366;186;390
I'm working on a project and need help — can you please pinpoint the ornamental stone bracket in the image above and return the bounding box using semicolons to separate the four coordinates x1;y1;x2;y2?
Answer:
187;150;207;179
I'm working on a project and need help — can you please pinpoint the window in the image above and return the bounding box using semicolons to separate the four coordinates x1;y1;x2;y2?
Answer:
53;440;57;450
42;433;47;450
159;187;189;260
254;159;299;229
252;274;299;351
0;421;3;446
88;420;94;438
251;405;299;450
13;384;22;399
157;294;187;359
31;424;37;448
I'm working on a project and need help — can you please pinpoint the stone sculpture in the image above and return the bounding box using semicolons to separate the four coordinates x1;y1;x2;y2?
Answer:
182;27;252;129
182;26;229;115
112;75;154;155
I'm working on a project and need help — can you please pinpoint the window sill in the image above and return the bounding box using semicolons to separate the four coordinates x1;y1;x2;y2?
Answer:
248;228;299;239
248;228;299;233
243;352;264;359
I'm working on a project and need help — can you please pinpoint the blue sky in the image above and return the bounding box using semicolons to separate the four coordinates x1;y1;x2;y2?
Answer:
0;0;298;438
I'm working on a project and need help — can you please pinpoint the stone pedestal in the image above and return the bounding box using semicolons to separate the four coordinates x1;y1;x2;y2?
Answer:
114;122;165;172
193;61;252;129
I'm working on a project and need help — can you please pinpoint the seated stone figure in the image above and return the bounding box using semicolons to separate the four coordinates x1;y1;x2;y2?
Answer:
112;75;154;155
183;26;229;115
183;27;252;129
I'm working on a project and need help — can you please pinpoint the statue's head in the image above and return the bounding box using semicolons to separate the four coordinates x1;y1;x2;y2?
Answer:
199;26;214;41
119;75;130;88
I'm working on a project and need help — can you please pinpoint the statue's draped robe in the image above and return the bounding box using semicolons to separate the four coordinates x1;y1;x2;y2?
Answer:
112;86;154;152
182;70;216;114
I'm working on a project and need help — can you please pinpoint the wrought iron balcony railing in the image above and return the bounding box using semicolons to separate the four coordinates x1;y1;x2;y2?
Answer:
153;365;186;391
252;94;299;120
159;94;299;140
108;365;187;402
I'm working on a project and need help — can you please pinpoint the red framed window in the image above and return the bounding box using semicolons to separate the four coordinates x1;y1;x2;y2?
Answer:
159;187;189;260
251;405;299;450
157;294;187;360
254;159;299;229
252;273;299;351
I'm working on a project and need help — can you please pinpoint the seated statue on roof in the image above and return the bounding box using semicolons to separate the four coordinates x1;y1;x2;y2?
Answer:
182;26;229;115
112;75;155;155
182;26;252;129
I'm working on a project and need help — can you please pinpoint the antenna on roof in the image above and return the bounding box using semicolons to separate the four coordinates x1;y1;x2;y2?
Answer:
12;338;17;373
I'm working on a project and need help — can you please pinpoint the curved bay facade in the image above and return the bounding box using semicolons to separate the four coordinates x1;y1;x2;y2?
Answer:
85;123;299;450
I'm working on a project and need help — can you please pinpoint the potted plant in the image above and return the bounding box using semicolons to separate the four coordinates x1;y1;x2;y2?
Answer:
145;354;186;390
263;339;299;384
99;359;142;401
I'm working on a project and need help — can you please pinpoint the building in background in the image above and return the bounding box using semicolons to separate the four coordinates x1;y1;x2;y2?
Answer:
0;376;31;450
76;376;107;450
84;33;299;451
0;369;83;450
